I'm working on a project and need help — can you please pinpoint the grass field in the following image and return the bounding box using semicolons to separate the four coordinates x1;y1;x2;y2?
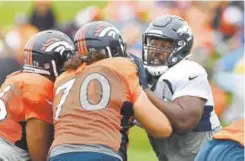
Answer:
0;1;158;161
128;127;158;161
0;1;107;28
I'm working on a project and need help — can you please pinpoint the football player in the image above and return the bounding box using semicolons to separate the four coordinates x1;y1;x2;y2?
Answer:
0;30;74;161
48;21;172;161
140;15;221;161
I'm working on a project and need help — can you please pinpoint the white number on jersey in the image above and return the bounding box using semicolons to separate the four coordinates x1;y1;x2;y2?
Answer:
0;85;11;120
80;73;111;110
54;73;111;120
54;78;75;120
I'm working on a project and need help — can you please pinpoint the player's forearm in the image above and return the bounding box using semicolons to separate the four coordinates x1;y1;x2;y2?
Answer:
28;137;51;161
144;89;192;133
133;90;172;137
26;119;54;161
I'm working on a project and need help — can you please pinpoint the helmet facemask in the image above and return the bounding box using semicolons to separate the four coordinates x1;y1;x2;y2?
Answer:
103;34;127;58
143;34;192;76
144;36;174;66
143;36;175;76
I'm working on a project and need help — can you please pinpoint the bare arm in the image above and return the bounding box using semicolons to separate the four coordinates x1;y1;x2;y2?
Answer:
133;91;172;138
144;88;205;133
26;118;54;161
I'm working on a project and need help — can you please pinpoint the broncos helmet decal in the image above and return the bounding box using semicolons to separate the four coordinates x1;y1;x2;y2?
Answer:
74;21;127;58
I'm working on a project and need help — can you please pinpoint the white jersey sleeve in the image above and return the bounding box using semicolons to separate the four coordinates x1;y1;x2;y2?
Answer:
153;60;220;131
171;63;210;101
155;60;211;101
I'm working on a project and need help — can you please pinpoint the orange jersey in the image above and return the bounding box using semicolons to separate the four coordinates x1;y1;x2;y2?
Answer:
213;119;244;146
52;57;145;157
0;71;53;144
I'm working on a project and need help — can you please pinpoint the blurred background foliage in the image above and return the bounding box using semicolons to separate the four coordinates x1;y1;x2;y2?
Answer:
0;1;107;28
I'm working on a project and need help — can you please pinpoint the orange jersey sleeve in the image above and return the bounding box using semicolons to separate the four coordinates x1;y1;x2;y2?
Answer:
22;74;54;124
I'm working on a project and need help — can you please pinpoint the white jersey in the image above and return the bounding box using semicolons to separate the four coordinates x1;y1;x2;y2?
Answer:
152;60;220;131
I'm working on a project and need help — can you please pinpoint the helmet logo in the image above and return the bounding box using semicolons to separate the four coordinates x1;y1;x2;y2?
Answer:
44;63;50;69
42;40;74;56
97;26;121;39
177;25;192;41
171;57;178;63
178;40;185;46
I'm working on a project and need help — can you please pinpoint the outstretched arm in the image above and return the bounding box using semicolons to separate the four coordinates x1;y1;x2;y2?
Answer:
144;88;205;133
133;91;172;138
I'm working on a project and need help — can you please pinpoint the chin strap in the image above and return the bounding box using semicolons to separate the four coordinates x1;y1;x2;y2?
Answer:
145;65;169;76
23;65;51;76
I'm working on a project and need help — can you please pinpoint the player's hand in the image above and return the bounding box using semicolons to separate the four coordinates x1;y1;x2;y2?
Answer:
129;54;148;89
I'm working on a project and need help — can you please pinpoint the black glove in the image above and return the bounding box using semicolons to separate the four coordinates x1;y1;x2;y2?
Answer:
129;54;148;89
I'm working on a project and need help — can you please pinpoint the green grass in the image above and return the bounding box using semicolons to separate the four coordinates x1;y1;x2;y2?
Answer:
0;2;157;161
128;127;158;161
53;1;107;24
0;1;108;29
0;1;31;28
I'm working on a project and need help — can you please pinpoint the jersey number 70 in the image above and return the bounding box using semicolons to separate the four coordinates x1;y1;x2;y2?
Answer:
54;73;111;120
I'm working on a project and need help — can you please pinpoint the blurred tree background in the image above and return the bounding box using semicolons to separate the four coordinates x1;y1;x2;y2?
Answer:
0;1;107;28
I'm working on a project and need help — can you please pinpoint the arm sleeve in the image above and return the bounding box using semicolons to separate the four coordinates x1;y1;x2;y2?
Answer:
172;72;211;101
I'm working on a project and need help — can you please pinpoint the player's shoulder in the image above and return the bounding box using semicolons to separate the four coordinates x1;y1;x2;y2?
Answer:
22;72;53;88
15;72;54;97
3;71;53;101
180;60;206;72
170;60;206;75
161;60;207;81
3;71;52;88
97;57;135;67
55;70;76;88
1;71;21;86
94;57;137;76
